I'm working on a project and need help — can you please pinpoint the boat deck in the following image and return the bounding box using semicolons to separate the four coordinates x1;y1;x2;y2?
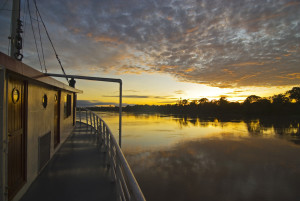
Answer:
20;122;116;201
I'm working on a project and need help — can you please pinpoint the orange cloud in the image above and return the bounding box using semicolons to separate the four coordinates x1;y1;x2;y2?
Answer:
86;33;122;44
184;67;195;72
186;26;199;33
93;36;122;44
278;73;300;80
70;27;81;33
158;65;179;71
284;1;300;8
230;62;264;67
236;73;261;82
166;16;173;21
222;69;234;75
116;65;145;75
246;13;285;24
86;32;93;37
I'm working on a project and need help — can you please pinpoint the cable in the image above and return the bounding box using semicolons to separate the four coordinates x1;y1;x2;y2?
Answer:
35;3;47;73
7;35;10;54
21;0;28;59
27;0;43;72
33;0;68;82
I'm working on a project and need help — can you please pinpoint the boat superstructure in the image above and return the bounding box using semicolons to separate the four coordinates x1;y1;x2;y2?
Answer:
0;0;145;200
0;52;81;200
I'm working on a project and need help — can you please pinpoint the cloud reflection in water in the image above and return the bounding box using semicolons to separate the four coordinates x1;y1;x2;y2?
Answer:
125;137;300;201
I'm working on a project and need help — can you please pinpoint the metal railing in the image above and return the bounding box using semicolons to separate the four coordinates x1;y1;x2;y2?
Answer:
77;107;146;201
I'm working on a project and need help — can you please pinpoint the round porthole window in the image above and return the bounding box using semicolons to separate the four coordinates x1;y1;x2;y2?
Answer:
42;94;48;108
12;88;20;104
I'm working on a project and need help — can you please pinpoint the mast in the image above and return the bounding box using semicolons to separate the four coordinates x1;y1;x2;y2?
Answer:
10;0;23;61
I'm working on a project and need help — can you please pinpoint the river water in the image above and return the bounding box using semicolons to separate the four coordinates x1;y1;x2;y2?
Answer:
95;111;300;201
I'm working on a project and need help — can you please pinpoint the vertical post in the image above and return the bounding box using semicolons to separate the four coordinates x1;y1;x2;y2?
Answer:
106;128;109;153
90;111;92;131
119;82;122;147
86;109;88;125
99;120;102;135
96;117;99;132
79;107;81;127
93;113;96;129
10;0;21;59
103;126;106;148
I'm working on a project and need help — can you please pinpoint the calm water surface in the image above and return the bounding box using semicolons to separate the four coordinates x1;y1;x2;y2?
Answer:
95;112;300;201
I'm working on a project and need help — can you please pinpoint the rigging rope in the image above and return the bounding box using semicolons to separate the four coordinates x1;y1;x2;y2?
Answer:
35;3;47;73
33;0;68;82
21;0;29;60
27;0;43;72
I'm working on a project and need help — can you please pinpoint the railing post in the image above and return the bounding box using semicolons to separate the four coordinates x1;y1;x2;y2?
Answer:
119;82;122;147
106;128;109;153
96;117;99;132
99;120;102;135
93;113;96;130
86;109;88;126
104;126;107;151
98;120;102;149
103;123;105;141
79;107;82;127
90;110;92;131
79;107;145;201
110;139;116;182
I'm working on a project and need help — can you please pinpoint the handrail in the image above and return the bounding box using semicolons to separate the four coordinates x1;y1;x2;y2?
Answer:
44;73;122;147
76;107;146;201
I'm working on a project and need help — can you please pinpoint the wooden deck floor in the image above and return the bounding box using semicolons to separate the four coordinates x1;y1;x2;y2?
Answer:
20;123;116;201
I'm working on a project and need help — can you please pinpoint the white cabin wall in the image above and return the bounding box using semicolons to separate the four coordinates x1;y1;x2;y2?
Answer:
26;85;75;183
0;67;7;201
11;84;75;201
0;53;80;201
26;84;55;182
60;91;74;143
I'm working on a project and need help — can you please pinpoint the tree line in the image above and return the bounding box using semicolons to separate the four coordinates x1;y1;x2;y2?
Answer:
88;87;300;116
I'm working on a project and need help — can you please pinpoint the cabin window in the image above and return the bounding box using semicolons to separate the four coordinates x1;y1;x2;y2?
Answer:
42;94;48;108
12;88;20;103
64;94;72;118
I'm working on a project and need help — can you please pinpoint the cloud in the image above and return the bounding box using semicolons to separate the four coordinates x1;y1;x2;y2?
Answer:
174;90;185;95
77;100;119;107
104;95;150;99
103;94;171;99
229;62;265;67
124;89;140;93
86;33;123;44
0;0;299;88
225;90;244;95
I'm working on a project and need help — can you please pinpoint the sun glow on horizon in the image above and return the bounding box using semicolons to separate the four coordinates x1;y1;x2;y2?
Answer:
76;71;297;106
1;0;298;107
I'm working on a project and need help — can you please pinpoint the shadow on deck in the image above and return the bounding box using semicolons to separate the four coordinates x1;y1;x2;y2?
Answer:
20;122;116;201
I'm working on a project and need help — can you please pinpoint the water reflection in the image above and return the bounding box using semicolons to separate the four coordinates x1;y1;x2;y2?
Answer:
126;138;300;201
92;112;300;200
172;115;300;140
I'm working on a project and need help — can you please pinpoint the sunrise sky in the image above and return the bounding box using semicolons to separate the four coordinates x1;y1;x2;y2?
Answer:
0;0;299;106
